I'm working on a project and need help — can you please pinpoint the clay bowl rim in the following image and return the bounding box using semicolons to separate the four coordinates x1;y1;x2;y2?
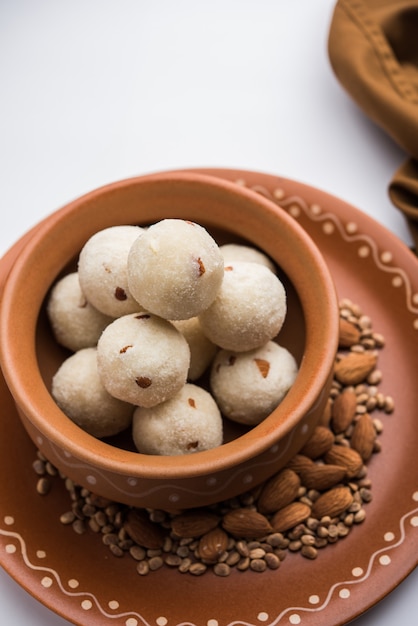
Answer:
0;171;339;480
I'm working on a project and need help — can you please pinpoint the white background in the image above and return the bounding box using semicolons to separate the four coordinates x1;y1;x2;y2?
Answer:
0;1;416;624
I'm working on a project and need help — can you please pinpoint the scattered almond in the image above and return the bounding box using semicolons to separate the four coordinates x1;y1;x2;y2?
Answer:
317;398;332;427
271;502;311;532
285;454;314;474
257;469;301;514
311;486;353;519
299;464;346;491
324;445;363;478
170;510;220;538
331;388;357;433
222;508;272;539
198;527;229;563
338;318;361;347
124;509;165;549
350;413;376;461
300;426;334;459
334;352;377;385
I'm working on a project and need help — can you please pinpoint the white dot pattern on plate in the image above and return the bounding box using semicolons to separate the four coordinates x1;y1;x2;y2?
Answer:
379;555;391;565
352;567;363;577
125;619;138;626
339;588;350;599
4;516;14;526
289;205;300;218
168;493;180;503
346;221;358;234
127;478;137;486
86;475;97;485
36;436;43;446
68;579;79;589
257;612;269;622
392;276;403;287
384;532;395;542
41;576;53;588
310;203;321;215
309;595;320;604
412;294;418;305
206;476;217;486
413;319;418;330
108;600;119;610
411;516;418;527
273;188;285;200
81;599;93;610
381;251;392;263
243;474;253;484
156;618;168;626
207;620;218;626
5;544;16;554
36;550;46;559
358;245;370;258
289;614;301;624
323;221;334;234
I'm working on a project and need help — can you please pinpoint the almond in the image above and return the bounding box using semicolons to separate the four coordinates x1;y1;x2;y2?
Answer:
300;426;334;459
197;527;229;563
170;510;220;538
338;318;361;347
222;508;272;539
334;352;377;385
257;469;301;514
350;413;376;461
331;388;357;433
254;358;270;378
271;502;311;532
311;486;353;519
123;509;165;549
285;454;314;474
324;445;363;478
300;464;346;491
317;397;332;427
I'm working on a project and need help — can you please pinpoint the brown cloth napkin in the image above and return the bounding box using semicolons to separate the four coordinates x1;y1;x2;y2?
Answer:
328;0;418;251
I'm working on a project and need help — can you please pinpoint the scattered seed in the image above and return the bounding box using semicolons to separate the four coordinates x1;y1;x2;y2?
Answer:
36;477;51;495
214;562;231;577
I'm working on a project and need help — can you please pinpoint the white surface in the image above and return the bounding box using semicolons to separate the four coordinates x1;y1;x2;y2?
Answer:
0;1;416;624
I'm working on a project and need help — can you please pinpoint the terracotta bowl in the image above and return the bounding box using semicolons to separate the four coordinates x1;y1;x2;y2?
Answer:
0;172;339;510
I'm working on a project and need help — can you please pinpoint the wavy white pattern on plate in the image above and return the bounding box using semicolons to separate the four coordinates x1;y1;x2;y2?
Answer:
248;183;418;319
1;500;417;625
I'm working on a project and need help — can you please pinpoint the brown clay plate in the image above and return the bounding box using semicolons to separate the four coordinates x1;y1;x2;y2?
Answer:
0;168;417;626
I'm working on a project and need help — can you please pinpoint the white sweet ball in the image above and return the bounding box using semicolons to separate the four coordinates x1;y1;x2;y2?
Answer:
46;272;113;352
51;348;134;438
210;341;298;425
219;243;276;273
96;312;190;407
127;219;224;320
78;225;144;317
171;317;218;381
132;383;223;455
199;261;287;352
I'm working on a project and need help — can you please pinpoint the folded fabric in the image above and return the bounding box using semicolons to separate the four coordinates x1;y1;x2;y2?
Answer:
328;0;418;250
